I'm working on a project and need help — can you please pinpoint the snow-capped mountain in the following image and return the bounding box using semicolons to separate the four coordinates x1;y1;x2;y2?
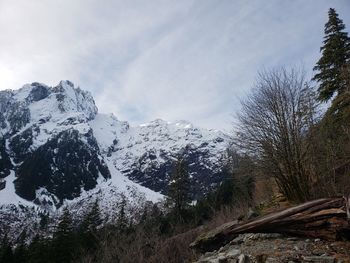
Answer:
0;81;230;212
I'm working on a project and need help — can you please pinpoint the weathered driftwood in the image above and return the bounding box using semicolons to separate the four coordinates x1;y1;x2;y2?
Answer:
346;195;350;222
190;197;350;252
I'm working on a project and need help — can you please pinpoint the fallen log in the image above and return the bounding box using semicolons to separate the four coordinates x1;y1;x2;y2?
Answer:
346;195;350;221
190;197;350;253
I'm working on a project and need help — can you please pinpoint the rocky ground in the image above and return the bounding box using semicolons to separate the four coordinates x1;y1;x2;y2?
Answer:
195;233;350;263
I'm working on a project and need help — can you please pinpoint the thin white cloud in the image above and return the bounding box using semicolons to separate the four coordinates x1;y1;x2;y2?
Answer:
0;0;349;130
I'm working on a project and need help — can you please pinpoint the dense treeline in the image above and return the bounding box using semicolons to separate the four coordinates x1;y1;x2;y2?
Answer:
0;200;105;263
1;7;349;263
0;152;254;263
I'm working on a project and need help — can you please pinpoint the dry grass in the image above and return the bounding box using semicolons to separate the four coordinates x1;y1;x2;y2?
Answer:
204;203;249;231
76;227;200;263
146;229;200;263
75;199;254;263
253;177;277;205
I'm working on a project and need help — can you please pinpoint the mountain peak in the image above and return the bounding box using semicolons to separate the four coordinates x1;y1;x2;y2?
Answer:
140;119;169;127
50;80;98;119
174;120;193;129
0;81;98;135
139;119;194;129
1;81;230;213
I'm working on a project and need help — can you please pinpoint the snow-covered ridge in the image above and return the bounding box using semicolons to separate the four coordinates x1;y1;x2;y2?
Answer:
8;80;97;121
91;113;229;177
0;80;230;212
0;81;97;149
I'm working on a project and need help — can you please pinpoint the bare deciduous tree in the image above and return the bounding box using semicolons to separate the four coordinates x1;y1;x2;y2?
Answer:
235;67;318;203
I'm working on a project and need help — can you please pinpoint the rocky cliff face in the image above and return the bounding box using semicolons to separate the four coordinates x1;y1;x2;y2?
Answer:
0;81;109;208
0;81;231;211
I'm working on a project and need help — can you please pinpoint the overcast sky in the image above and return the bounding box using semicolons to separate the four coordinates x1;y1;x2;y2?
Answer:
0;1;349;131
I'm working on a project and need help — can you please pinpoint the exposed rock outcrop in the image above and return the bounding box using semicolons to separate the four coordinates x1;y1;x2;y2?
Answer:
194;233;350;263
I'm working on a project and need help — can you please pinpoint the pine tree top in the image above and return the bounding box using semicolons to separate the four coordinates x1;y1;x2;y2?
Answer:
325;8;346;35
55;207;73;236
313;8;350;102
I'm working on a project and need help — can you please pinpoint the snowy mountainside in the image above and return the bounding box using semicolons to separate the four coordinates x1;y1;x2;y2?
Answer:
0;81;231;213
91;115;230;199
0;81;111;208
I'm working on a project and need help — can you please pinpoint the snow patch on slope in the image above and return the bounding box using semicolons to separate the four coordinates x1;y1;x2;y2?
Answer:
0;171;34;207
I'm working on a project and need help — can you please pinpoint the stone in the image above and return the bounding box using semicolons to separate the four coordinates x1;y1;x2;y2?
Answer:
247;208;259;220
218;246;226;253
204;251;216;258
238;254;248;263
230;235;245;245
226;249;240;258
312;249;325;256
256;254;268;263
303;256;335;263
29;84;49;102
218;255;227;263
190;220;239;252
0;180;5;190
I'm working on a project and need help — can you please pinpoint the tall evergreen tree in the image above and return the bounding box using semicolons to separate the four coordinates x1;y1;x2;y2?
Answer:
167;156;191;223
39;211;50;230
78;199;102;250
0;234;14;263
27;235;51;263
313;8;350;101
13;230;27;263
83;199;102;233
53;207;75;263
116;194;128;231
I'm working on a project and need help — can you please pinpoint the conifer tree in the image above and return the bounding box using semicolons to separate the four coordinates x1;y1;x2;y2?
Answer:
79;199;102;250
39;211;49;230
0;234;14;263
167;156;191;223
84;199;102;232
27;235;50;263
13;230;27;263
53;207;75;263
116;194;128;231
313;8;350;101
